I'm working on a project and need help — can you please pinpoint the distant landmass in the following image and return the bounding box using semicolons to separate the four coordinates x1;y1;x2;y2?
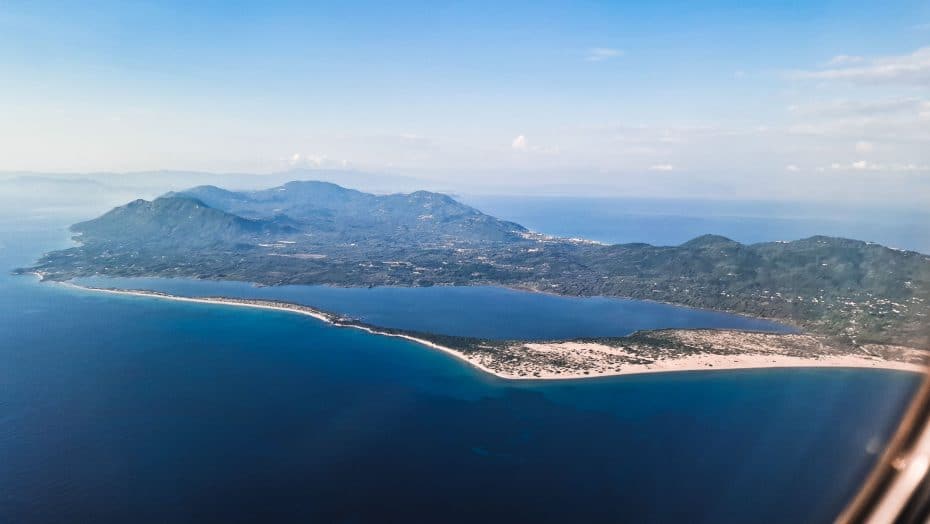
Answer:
23;181;930;349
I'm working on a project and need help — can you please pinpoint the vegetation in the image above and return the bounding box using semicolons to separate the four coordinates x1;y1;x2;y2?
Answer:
22;181;930;348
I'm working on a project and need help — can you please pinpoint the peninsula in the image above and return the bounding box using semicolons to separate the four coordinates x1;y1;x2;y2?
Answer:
55;282;929;379
21;180;930;376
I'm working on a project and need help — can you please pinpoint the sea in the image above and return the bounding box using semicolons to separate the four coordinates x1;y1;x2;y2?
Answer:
461;195;930;254
0;199;926;523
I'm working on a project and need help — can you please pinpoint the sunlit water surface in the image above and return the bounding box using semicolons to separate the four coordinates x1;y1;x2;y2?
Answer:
0;216;922;523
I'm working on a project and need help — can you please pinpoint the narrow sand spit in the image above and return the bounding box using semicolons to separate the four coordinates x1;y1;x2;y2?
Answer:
57;282;929;381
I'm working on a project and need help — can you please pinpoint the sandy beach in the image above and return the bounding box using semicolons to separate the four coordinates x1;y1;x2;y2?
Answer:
55;281;511;379
500;341;928;379
56;280;928;381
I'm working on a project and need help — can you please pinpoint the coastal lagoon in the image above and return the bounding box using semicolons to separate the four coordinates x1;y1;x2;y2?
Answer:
73;276;796;340
0;222;923;523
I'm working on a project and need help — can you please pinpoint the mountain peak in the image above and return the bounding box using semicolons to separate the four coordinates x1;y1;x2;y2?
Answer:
71;195;288;247
138;181;526;244
280;180;355;192
681;234;740;248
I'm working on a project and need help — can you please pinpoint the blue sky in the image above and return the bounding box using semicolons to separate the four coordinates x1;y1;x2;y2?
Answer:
1;0;928;201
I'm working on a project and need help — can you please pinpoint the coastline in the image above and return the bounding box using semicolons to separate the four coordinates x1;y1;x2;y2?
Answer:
51;279;928;381
54;272;806;333
54;281;510;379
506;281;810;334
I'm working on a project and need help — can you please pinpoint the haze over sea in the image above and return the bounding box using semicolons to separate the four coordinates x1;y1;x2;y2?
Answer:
0;201;925;523
461;196;930;255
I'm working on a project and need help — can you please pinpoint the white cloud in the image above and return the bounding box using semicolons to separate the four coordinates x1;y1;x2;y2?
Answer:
508;134;560;155
826;160;929;172
794;46;930;86
585;47;624;62
855;141;874;153
287;153;350;169
786;96;930;146
788;116;930;143
790;97;926;118
649;164;675;171
827;54;864;66
785;164;800;172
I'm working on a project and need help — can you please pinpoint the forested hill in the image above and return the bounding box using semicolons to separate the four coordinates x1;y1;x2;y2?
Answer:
165;180;528;244
23;182;930;348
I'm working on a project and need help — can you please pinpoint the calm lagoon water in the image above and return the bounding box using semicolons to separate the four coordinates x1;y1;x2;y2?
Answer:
0;220;923;523
74;276;796;340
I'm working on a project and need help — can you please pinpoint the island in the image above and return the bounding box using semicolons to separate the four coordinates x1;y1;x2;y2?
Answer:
21;180;930;378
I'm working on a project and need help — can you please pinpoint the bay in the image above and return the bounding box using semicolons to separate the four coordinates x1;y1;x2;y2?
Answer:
0;220;921;523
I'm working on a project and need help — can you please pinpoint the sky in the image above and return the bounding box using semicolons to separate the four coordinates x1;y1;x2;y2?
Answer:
1;0;929;202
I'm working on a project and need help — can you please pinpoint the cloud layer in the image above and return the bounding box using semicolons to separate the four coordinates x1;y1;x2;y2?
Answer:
796;47;930;86
585;48;623;62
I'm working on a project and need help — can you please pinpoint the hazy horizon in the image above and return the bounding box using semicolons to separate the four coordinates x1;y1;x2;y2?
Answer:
5;167;930;209
2;1;929;204
4;167;929;255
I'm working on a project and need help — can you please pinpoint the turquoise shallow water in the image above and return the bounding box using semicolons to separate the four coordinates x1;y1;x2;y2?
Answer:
0;222;923;523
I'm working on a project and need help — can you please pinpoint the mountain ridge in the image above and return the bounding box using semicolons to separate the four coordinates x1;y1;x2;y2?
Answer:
165;181;528;244
23;181;930;347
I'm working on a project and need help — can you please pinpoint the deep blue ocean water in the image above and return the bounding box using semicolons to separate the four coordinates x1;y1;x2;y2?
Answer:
0;216;924;523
